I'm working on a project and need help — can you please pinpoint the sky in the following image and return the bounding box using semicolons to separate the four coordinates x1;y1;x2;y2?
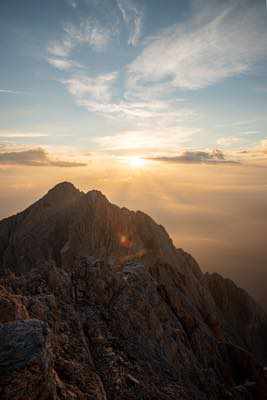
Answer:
0;0;267;305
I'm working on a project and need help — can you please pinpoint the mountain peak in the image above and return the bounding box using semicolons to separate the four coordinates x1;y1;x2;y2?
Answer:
42;181;81;204
48;181;79;194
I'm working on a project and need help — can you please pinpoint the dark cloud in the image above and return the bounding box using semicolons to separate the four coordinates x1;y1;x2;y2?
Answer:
0;148;86;167
147;149;239;165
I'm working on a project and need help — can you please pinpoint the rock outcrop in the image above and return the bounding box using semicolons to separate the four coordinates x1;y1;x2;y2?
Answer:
0;182;266;399
0;319;55;400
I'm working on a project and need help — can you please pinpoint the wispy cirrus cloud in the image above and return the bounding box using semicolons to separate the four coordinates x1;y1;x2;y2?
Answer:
94;126;200;154
49;0;267;156
61;71;199;152
126;0;267;93
49;0;143;60
62;72;118;103
47;57;81;71
0;147;86;167
61;69;195;124
0;131;49;139
116;0;143;46
79;96;195;122
47;39;73;57
47;17;113;61
0;89;26;95
63;18;113;51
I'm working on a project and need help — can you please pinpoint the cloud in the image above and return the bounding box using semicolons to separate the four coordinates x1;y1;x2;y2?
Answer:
217;136;242;147
236;138;267;164
61;68;196;126
47;18;114;74
48;0;201;155
78;96;199;152
47;58;81;71
62;72;118;102
48;18;113;60
65;0;77;8
79;96;195;121
47;40;73;57
49;1;142;61
0;148;86;167
62;71;198;151
116;0;143;46
147;149;239;165
63;18;112;51
94;127;200;154
56;1;267;155
0;131;49;139
126;0;267;92
0;89;25;95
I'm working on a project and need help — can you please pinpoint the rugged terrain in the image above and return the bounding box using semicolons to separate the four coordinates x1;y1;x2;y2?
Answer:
0;182;267;399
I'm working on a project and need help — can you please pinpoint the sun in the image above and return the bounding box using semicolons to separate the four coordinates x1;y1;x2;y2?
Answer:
127;157;146;168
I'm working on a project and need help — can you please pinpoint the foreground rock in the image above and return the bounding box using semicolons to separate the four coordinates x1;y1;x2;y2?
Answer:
0;319;55;400
0;182;266;399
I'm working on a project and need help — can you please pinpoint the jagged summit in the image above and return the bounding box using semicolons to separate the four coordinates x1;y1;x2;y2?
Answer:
45;183;109;206
43;181;81;201
86;189;109;203
48;182;107;198
50;181;77;192
0;182;178;274
0;182;267;399
42;182;113;209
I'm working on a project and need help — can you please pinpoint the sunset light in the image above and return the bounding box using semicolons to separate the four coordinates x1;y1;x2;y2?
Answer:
127;157;146;169
1;1;267;397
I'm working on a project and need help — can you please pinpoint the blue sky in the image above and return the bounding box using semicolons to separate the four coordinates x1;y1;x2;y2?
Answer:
1;0;267;164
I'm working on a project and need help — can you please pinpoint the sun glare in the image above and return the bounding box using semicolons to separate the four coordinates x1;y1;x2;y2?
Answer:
127;157;146;168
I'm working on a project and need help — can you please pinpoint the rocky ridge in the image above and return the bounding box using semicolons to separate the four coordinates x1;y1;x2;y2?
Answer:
0;182;267;399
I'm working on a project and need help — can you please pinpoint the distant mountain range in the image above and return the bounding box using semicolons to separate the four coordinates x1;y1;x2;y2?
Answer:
0;182;267;399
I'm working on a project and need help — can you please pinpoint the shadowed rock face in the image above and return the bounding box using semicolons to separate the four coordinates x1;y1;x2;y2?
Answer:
0;182;267;399
0;319;56;400
205;272;267;364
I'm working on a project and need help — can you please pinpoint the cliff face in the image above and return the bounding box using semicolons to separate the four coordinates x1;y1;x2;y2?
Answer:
205;272;267;364
0;182;267;400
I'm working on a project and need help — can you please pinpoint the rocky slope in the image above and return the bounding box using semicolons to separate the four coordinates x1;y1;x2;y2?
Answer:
0;182;267;399
205;272;267;364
